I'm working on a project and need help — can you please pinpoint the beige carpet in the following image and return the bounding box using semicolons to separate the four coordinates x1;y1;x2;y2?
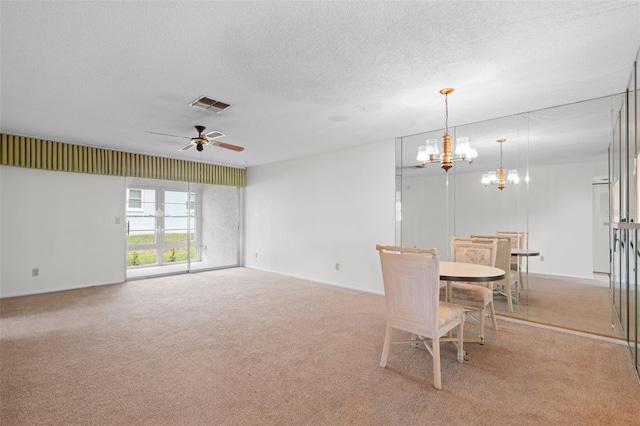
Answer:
1;267;639;425
493;272;627;338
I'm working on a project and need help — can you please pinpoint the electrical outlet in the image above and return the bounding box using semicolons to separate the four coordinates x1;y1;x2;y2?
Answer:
540;256;544;261
32;268;39;277
335;263;340;271
255;252;258;258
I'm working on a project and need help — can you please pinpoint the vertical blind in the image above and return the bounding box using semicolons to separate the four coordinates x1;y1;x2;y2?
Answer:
0;134;245;187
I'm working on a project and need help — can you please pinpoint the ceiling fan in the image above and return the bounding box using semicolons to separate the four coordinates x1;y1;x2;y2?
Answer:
146;125;244;152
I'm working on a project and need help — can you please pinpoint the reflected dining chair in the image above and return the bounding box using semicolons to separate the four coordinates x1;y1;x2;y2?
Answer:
497;231;525;251
445;237;498;344
376;244;466;389
497;230;526;288
471;235;519;312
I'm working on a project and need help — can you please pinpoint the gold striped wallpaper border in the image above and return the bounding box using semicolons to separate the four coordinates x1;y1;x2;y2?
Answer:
0;134;245;187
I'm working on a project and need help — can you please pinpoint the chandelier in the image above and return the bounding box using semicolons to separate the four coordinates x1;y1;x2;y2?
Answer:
481;138;519;190
416;88;477;171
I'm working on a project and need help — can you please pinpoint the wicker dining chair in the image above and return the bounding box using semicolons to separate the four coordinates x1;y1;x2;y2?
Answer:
445;237;498;344
376;244;466;389
470;235;519;312
498;231;526;289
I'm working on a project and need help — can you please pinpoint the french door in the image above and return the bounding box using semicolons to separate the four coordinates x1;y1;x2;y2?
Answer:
126;185;198;270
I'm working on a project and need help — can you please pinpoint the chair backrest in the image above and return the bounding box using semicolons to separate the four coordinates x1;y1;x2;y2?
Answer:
469;235;511;286
450;237;497;268
376;245;440;338
497;231;525;250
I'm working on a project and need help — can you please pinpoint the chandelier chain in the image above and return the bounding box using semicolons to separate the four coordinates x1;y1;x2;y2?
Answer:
444;93;449;134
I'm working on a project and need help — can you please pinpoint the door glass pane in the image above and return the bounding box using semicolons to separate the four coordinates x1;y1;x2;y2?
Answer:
162;247;197;263
127;188;157;245
164;217;195;243
164;191;196;244
127;249;158;266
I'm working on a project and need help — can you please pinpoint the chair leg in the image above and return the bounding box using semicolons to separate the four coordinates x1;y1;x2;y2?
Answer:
518;262;524;293
456;322;465;363
489;301;498;331
432;336;441;389
410;333;419;348
380;324;392;367
505;280;513;313
478;308;485;344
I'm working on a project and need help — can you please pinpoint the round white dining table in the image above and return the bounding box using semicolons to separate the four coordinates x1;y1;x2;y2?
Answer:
438;261;505;347
439;261;505;282
511;248;541;257
510;248;540;290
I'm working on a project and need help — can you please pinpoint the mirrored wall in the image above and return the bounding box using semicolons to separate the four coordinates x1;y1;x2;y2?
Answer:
395;93;628;333
610;57;639;375
396;60;639;376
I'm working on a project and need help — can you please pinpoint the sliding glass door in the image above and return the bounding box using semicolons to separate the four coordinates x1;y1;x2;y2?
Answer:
125;177;241;279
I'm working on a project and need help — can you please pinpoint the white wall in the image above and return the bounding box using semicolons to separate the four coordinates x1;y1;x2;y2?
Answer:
4;139;397;298
0;144;606;299
399;159;608;279
527;160;608;277
244;140;396;294
0;166;126;297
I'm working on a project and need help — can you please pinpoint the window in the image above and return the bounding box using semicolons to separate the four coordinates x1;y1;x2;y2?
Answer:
127;189;143;211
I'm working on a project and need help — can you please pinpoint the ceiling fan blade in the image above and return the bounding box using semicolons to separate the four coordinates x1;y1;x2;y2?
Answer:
179;143;194;151
211;141;245;152
145;131;190;140
205;130;226;140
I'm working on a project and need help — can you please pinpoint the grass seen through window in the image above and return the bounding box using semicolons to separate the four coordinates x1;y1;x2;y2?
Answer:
127;233;196;266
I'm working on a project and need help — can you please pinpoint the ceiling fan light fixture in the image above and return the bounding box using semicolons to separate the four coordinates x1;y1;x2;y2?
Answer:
148;125;244;153
189;96;231;113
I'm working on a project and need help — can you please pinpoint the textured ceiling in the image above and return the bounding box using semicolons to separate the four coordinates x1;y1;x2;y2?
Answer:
1;1;639;169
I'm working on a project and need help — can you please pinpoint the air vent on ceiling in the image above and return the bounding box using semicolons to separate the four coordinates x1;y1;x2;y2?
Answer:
189;96;231;113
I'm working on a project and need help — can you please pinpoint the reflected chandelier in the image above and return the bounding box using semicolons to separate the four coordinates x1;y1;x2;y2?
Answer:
481;138;519;190
416;88;477;171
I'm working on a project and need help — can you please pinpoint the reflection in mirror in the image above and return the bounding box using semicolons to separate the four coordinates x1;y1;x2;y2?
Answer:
397;93;625;338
